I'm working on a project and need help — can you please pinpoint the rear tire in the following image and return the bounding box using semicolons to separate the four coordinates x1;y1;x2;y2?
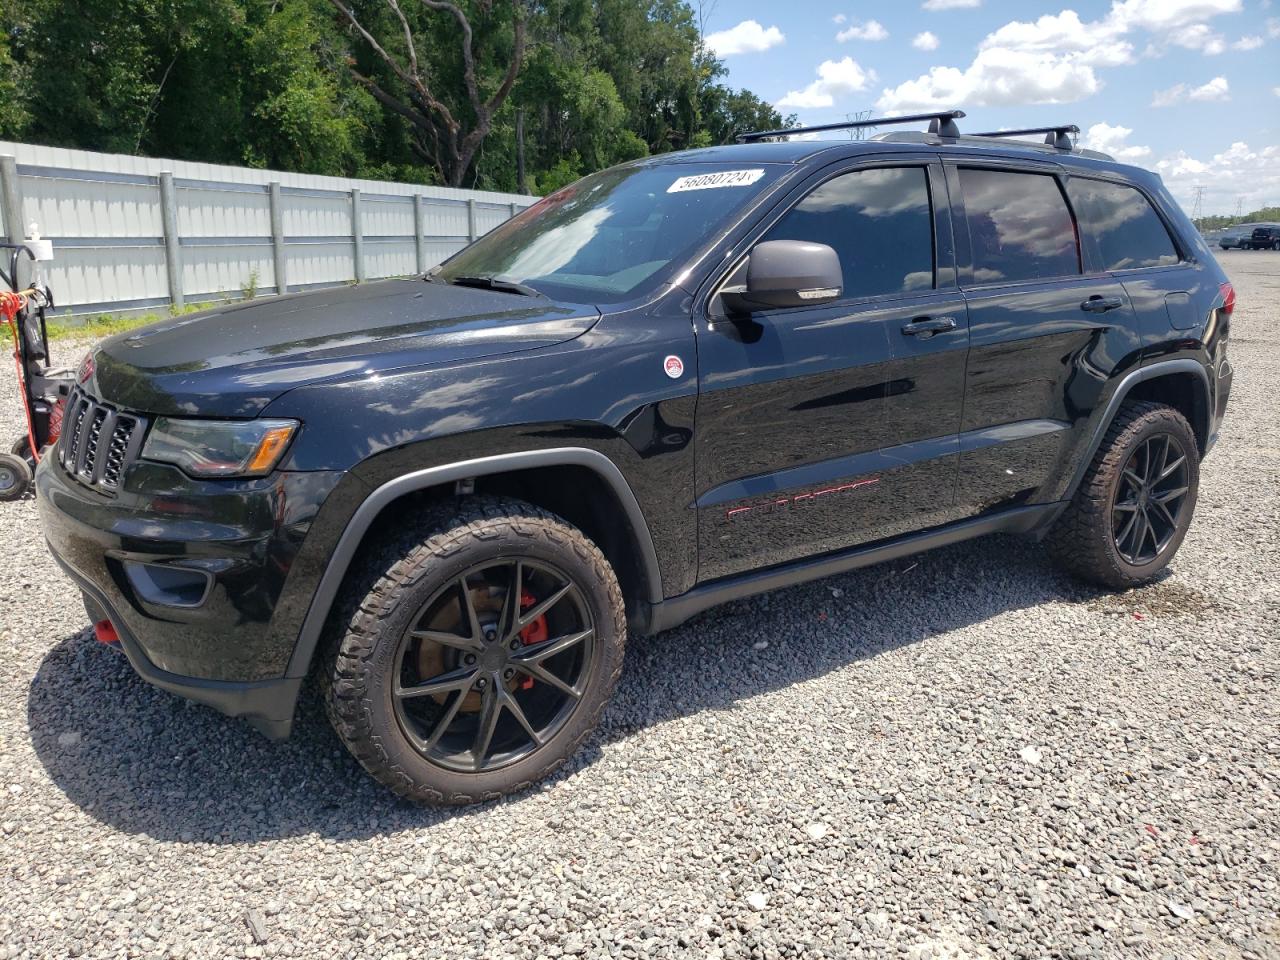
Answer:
0;452;32;501
325;497;626;805
1047;401;1199;590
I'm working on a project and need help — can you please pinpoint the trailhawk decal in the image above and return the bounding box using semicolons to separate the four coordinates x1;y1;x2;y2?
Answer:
725;477;880;522
667;169;765;193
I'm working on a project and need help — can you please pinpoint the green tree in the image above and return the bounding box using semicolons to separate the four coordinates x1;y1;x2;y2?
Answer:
330;0;527;186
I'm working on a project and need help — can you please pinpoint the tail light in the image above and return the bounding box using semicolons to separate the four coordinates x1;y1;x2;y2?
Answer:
1219;282;1235;316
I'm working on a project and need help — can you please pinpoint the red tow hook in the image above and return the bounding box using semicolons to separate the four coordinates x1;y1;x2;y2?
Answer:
93;619;120;645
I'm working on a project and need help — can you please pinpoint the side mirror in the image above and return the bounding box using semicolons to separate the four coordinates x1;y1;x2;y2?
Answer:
721;240;843;314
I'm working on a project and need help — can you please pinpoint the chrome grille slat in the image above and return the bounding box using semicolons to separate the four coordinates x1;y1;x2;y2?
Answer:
58;387;147;494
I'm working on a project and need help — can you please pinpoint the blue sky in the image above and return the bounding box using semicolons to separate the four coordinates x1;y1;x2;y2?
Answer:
701;0;1279;215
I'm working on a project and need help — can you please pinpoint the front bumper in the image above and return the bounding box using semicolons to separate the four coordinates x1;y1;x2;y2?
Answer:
36;453;344;737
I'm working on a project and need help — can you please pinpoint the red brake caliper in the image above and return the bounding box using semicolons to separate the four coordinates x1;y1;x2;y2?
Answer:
517;590;548;690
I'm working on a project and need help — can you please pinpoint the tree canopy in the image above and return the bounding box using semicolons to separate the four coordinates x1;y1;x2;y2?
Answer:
0;0;792;191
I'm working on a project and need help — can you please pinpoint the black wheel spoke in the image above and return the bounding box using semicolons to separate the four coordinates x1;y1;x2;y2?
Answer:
1122;468;1145;493
512;582;573;637
514;660;583;699
1152;485;1189;504
500;687;546;747
420;690;468;752
1146;436;1168;485
513;627;592;664
1115;511;1140;554
1113;500;1140;513
1157;454;1186;483
1152;498;1178;530
409;628;484;654
498;561;523;640
459;576;485;644
395;665;476;699
471;683;501;771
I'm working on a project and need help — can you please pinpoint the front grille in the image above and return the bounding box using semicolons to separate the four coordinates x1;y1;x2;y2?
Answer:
58;387;147;493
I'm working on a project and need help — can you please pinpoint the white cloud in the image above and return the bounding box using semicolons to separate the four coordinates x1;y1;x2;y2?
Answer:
777;57;876;109
912;31;940;51
704;20;785;57
1080;122;1151;160
837;19;889;42
1107;0;1241;33
880;0;1244;112
1156;142;1280;215
979;10;1135;65
1270;17;1280;37
922;0;980;8
1233;35;1264;49
877;47;1101;111
833;13;846;24
1274;86;1280;96
1152;75;1230;106
1166;23;1227;54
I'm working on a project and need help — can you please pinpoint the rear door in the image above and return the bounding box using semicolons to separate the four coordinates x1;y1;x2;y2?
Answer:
694;158;966;582
1064;174;1198;356
947;162;1141;515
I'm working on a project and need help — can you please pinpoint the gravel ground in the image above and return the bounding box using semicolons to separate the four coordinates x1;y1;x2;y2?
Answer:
1;251;1277;960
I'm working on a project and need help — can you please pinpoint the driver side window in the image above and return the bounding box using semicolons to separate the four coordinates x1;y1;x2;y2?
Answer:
763;166;935;300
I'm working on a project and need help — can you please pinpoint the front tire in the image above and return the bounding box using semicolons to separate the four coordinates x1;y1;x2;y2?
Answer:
325;497;626;805
1047;401;1199;590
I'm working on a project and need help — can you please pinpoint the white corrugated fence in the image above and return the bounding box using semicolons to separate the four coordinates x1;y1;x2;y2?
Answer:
0;140;536;318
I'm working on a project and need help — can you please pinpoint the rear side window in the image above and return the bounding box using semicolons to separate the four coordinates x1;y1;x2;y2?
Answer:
763;166;934;299
1067;178;1179;271
958;168;1080;283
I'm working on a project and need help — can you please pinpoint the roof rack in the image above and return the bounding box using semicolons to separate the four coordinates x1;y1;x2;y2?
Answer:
736;110;965;143
971;124;1080;151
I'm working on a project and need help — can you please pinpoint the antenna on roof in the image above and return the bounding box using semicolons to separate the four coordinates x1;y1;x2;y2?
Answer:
971;124;1080;151
736;110;965;143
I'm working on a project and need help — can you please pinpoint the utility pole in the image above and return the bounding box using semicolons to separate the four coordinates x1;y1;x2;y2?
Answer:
1234;196;1244;223
1190;184;1205;226
845;110;874;140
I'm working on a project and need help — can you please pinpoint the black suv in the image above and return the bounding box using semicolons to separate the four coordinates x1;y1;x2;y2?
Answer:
1246;225;1280;250
36;112;1234;804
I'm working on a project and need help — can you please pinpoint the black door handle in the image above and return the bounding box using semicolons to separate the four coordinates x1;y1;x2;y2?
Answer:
901;315;957;338
1081;295;1124;313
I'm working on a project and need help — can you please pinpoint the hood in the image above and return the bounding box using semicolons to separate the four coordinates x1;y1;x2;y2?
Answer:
86;280;599;417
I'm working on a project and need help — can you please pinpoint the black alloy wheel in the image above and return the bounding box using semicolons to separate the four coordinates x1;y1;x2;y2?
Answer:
325;497;626;805
392;559;595;774
1111;433;1191;566
1046;400;1200;589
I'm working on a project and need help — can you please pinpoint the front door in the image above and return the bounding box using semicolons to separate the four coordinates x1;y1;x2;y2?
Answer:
694;161;966;582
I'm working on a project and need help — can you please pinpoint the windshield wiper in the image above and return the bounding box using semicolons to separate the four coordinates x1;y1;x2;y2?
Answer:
448;275;543;298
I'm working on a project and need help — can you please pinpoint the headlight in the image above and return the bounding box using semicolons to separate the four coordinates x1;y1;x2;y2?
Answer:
141;418;298;478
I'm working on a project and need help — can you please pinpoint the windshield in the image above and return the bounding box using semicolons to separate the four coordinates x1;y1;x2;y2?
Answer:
437;162;787;303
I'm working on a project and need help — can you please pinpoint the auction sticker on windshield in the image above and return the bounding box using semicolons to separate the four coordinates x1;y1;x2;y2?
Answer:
667;169;765;193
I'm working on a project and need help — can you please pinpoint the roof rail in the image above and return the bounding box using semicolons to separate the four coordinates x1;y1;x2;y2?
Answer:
736;110;965;144
971;124;1080;151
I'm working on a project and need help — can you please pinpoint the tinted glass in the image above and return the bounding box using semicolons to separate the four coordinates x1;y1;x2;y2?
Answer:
438;163;785;303
1067;178;1179;270
959;169;1079;283
763;166;934;299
